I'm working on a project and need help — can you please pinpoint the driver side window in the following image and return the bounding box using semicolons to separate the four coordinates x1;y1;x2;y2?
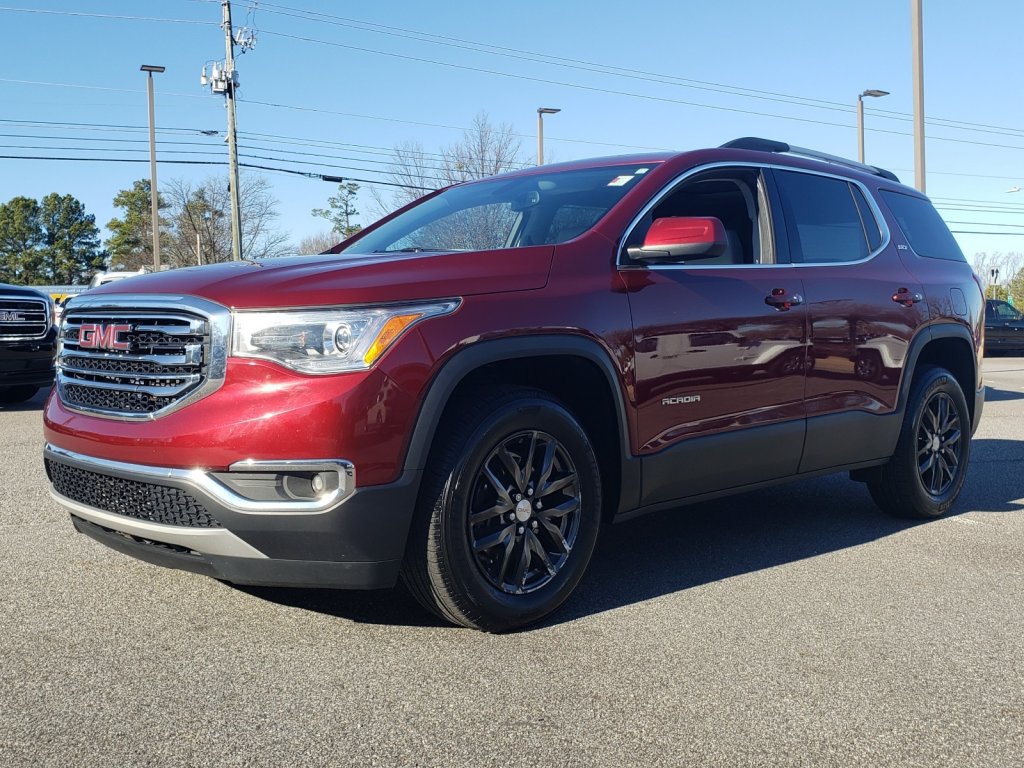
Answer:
625;168;768;265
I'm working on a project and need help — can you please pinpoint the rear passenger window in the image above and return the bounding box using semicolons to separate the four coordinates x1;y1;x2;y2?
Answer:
880;190;966;261
774;170;872;263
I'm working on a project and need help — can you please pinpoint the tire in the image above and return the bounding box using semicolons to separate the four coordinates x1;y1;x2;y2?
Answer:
401;386;602;632
0;385;39;404
854;350;882;381
867;366;970;519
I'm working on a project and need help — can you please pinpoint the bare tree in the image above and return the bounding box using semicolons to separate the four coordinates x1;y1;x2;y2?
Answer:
164;175;292;265
370;112;524;218
974;251;1024;301
297;230;341;255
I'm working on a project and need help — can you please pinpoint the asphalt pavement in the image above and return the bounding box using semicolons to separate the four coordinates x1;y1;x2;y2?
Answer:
2;361;1022;767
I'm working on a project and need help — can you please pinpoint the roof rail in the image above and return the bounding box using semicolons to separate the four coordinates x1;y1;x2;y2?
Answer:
720;137;900;183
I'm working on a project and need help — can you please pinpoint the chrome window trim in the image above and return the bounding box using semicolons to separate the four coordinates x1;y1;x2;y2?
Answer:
0;294;52;340
57;293;230;422
616;161;892;271
45;443;356;516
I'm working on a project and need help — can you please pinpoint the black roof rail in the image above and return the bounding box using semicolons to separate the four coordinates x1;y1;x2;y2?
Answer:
720;136;900;183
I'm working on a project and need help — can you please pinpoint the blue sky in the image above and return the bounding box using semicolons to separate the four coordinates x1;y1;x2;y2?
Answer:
1;0;1021;265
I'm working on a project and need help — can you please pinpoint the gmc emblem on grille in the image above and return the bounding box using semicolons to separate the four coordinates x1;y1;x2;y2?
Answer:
0;311;25;322
79;323;131;351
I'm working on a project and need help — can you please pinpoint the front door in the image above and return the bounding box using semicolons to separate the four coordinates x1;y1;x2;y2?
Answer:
621;167;808;506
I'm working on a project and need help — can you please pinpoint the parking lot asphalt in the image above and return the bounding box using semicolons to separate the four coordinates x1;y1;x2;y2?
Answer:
2;361;1022;767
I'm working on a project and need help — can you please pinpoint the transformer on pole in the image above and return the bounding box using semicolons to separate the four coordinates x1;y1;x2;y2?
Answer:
200;1;256;261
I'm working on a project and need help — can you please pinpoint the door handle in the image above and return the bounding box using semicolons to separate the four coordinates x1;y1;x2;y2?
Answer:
892;287;923;307
765;288;803;311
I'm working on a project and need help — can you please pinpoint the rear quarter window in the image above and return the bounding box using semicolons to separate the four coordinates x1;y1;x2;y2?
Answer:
880;190;965;262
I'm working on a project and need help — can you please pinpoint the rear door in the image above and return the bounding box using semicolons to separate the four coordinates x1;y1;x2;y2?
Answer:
768;168;928;472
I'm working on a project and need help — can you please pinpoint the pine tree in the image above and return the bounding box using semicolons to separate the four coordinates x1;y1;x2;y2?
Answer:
0;196;44;283
39;193;105;284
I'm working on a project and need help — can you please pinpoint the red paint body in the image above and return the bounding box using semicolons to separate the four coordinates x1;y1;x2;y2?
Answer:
44;147;984;500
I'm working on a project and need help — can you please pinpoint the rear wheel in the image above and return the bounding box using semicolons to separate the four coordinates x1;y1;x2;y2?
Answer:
402;386;602;632
0;385;39;404
868;367;970;519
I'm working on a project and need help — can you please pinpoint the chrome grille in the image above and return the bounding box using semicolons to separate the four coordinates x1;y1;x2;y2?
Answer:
0;295;49;339
57;298;227;419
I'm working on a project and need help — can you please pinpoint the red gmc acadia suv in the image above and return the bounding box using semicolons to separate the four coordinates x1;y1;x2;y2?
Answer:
43;138;985;631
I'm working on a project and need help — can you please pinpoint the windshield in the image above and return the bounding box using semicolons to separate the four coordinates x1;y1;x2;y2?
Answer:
341;164;656;255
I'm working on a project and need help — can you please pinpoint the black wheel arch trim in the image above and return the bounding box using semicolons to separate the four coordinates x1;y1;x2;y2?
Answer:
402;334;642;514
899;322;979;425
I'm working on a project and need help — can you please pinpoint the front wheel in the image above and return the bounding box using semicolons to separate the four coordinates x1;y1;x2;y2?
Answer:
402;386;602;632
868;367;971;519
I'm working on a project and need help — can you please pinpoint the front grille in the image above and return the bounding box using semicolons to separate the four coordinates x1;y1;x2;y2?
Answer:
46;459;221;528
0;295;49;339
58;308;210;417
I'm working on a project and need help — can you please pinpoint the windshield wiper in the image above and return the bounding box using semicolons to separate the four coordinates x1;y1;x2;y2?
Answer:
373;247;434;253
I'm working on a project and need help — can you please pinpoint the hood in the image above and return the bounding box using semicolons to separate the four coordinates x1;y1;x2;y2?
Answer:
0;283;50;299
89;247;554;309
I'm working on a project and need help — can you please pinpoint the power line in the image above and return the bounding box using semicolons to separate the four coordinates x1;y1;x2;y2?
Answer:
950;231;1024;236
946;222;1024;229
0;6;216;24
3;3;1021;144
258;29;1024;154
253;1;1024;141
0;153;433;190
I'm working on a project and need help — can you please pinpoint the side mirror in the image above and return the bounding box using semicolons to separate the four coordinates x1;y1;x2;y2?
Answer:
627;216;728;262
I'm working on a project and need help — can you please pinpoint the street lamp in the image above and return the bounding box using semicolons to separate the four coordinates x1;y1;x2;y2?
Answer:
536;107;561;166
857;89;889;163
140;64;165;270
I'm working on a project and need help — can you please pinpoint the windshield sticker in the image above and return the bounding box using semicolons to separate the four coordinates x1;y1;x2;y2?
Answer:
635;168;649;174
607;175;635;187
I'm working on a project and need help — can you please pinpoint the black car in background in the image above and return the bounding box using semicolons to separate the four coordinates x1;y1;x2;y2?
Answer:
985;299;1024;356
0;283;57;403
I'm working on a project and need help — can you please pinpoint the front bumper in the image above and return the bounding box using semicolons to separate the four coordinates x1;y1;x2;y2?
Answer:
1;334;56;388
45;444;421;589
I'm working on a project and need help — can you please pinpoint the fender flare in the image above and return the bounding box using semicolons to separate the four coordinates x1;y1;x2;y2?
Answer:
402;334;641;511
897;322;978;417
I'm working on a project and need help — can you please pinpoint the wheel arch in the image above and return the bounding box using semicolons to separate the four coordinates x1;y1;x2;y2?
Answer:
900;323;979;428
403;335;640;520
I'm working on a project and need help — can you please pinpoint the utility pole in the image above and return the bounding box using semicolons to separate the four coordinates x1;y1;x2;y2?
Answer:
911;0;926;193
222;0;243;260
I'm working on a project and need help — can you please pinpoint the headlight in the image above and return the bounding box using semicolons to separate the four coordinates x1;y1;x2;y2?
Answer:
231;300;459;374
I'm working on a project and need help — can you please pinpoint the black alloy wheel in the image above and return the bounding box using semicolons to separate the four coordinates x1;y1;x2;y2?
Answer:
467;430;582;595
402;386;602;632
868;366;971;519
916;391;962;496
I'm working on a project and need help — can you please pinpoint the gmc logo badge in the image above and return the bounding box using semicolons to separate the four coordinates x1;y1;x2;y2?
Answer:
79;323;131;351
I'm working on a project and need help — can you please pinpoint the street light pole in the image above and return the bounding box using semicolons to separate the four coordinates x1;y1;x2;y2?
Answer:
911;0;926;192
140;64;165;271
536;107;560;165
857;89;889;163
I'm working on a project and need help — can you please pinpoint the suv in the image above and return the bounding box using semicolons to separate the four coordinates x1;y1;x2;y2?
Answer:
0;283;57;404
43;138;984;631
984;298;1024;355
